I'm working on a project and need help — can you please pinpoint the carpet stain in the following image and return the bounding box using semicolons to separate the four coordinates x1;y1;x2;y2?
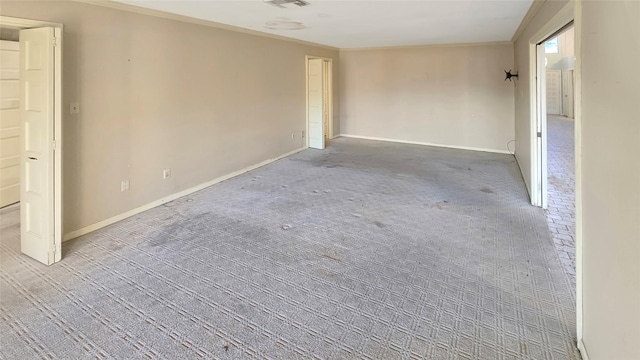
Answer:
481;187;495;194
321;254;342;262
373;221;386;228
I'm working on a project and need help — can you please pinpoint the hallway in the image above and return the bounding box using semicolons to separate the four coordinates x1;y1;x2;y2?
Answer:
546;115;576;288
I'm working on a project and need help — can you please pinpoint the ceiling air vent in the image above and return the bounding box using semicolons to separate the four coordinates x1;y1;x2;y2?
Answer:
264;0;309;8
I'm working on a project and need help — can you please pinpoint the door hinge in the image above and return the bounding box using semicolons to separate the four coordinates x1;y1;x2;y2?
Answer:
53;37;58;47
53;140;56;150
537;132;542;138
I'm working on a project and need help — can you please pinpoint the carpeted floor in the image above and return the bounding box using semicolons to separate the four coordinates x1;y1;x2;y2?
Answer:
546;115;576;288
0;138;579;359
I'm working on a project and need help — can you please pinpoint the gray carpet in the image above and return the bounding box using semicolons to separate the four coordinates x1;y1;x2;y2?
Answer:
546;116;577;288
0;138;579;359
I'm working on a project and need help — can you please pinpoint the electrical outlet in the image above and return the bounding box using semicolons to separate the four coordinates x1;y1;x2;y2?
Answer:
163;169;171;179
291;132;295;139
121;180;129;192
302;130;305;139
70;102;80;114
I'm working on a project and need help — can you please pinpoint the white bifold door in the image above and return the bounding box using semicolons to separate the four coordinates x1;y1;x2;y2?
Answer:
307;58;325;150
0;40;20;208
20;27;61;265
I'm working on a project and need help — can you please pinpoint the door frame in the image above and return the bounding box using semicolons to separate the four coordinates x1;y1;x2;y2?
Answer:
0;16;63;263
533;42;549;209
305;55;333;148
527;1;585;354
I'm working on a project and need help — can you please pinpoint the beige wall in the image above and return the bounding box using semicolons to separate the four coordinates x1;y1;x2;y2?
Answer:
580;1;640;359
339;44;515;152
0;1;339;235
513;0;569;194
514;0;640;359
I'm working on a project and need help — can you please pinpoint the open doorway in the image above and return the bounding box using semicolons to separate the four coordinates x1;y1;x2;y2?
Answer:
306;56;333;150
542;27;577;287
528;3;583;348
0;16;63;265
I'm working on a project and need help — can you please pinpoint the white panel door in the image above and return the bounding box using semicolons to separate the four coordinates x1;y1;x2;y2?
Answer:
562;69;574;119
0;40;20;207
546;70;562;115
308;58;325;150
323;60;329;140
20;27;58;265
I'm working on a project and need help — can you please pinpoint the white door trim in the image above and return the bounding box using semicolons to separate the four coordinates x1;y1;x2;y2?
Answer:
527;1;585;354
1;16;63;264
305;55;333;148
532;42;549;209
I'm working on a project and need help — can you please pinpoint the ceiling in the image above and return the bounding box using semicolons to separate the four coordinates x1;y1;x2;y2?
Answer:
112;0;533;49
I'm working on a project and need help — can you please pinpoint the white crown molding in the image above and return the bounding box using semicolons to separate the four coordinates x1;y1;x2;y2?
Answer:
340;41;513;53
511;0;546;43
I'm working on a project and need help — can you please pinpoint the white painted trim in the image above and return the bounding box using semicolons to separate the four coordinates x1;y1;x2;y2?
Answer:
536;43;549;209
305;55;334;148
530;3;575;44
339;41;512;52
529;41;540;206
573;0;584;343
71;0;338;51
305;56;309;149
338;134;512;154
53;26;63;263
0;41;19;50
578;338;590;360
63;147;306;242
327;60;334;140
0;16;61;29
511;0;546;43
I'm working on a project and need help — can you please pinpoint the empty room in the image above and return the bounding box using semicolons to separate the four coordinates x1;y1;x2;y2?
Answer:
0;1;638;359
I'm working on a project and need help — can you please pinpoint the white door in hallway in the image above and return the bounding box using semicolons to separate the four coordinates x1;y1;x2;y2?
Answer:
308;58;325;150
323;60;329;140
20;27;60;265
0;40;20;207
546;70;562;115
562;70;574;119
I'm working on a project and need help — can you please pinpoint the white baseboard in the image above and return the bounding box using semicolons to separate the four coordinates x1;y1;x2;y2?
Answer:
578;339;590;360
337;134;511;155
63;147;306;242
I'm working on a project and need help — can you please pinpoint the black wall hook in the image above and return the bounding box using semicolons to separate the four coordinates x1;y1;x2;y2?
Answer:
504;70;519;81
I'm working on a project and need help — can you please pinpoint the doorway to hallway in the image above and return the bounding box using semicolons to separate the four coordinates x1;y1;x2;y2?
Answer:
306;56;333;150
546;115;576;287
542;26;576;287
532;22;577;288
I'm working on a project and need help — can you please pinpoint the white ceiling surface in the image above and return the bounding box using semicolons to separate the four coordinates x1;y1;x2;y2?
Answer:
113;0;534;48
